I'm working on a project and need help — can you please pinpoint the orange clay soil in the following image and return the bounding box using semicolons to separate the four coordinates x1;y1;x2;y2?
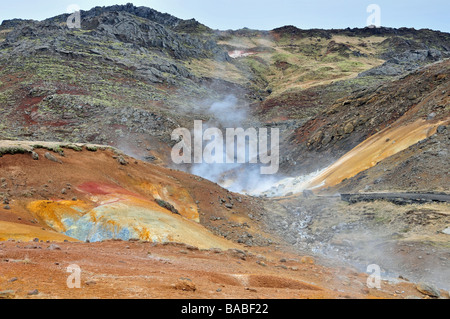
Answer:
0;240;433;299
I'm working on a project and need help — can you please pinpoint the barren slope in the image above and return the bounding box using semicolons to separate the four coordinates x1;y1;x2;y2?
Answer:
2;240;440;299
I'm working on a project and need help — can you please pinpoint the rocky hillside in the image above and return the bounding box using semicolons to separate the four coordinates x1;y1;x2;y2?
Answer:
0;3;449;172
0;5;243;164
281;59;449;178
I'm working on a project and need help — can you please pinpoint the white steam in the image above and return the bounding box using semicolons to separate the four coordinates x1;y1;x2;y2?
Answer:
208;95;247;127
189;94;283;195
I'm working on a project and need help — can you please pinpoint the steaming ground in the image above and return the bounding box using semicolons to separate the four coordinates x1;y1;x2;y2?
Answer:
211;168;326;197
180;95;331;196
262;194;450;291
257;169;327;197
194;164;284;195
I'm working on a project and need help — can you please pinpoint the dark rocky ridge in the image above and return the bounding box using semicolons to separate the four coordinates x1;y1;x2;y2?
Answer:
272;25;450;46
45;2;198;31
2;11;228;61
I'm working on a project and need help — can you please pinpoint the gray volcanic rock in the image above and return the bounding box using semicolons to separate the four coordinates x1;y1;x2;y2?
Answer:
359;49;447;77
85;11;228;61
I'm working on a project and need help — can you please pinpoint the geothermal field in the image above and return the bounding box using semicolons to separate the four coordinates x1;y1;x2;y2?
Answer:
0;3;449;301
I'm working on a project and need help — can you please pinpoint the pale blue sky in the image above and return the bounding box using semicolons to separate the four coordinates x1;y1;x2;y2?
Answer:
1;0;449;32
